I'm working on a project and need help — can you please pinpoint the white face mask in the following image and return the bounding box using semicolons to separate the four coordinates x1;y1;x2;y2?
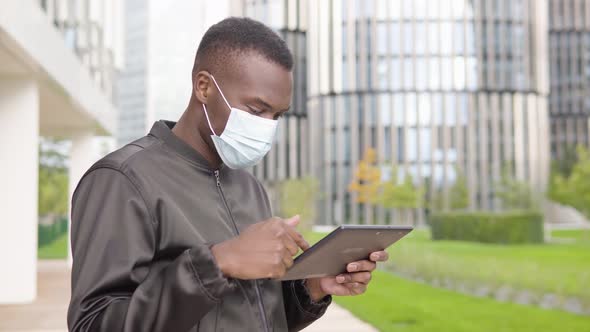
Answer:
202;74;278;169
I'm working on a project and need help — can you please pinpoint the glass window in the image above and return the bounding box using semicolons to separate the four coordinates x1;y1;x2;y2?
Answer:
426;22;437;56
416;58;428;90
267;0;285;29
420;128;431;162
384;126;392;161
352;0;362;19
432;93;443;126
377;22;388;55
440;22;453;55
403;23;413;55
418;93;431;126
457;93;468;125
343;95;351;126
397;127;405;161
389;0;401;19
391;22;401;55
415;22;427;55
454;22;465;54
414;0;428;19
407;128;417;162
513;25;524;56
379;93;391;125
427;0;440;19
391;57;402;89
454;56;466;90
376;0;388;19
429;57;441;90
466;56;478;90
444;94;456;125
406;93;417;126
402;0;413;18
439;0;452;19
403;58;414;89
465;22;475;55
451;0;466;18
344;128;351;161
393;94;404;126
377;58;388;89
363;0;375;18
440;57;453;90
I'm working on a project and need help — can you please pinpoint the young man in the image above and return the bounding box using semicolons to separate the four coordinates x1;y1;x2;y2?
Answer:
68;17;389;331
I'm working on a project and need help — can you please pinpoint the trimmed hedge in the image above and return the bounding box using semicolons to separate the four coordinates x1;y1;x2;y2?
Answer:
430;211;544;244
38;217;68;247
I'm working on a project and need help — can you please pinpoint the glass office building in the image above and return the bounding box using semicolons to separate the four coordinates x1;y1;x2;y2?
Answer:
116;0;229;146
548;0;590;159
308;0;550;225
232;0;310;191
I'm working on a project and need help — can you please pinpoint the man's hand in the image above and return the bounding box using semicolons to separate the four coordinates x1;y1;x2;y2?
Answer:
304;250;389;301
210;215;309;280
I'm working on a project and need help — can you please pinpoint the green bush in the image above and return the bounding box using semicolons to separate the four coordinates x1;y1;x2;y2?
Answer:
38;216;68;248
430;211;544;244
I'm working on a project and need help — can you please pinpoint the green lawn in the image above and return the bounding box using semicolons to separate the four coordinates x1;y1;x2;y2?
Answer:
305;228;590;308
551;229;590;244
38;233;68;259
334;270;590;332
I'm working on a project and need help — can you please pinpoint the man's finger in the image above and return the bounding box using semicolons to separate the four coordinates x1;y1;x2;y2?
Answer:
283;217;310;251
284;215;300;227
347;260;376;273
344;282;367;295
281;248;294;270
281;233;300;256
369;250;389;262
336;272;372;284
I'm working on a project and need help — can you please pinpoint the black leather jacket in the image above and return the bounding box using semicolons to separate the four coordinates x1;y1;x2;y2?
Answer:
68;120;331;332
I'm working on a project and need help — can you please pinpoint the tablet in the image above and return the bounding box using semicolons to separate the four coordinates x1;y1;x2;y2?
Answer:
279;225;413;281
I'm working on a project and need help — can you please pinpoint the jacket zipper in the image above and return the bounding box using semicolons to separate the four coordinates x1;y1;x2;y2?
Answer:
214;170;270;332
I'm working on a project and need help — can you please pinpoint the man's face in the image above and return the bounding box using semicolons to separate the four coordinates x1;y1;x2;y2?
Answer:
202;53;293;138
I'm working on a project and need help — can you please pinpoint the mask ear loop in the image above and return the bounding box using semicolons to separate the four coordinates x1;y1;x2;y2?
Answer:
201;104;218;136
209;74;232;111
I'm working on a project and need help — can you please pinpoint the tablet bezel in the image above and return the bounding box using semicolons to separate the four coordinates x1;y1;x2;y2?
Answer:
279;224;413;280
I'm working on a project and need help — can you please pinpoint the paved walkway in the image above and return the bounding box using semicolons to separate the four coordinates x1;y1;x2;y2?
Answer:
0;260;69;332
0;260;376;332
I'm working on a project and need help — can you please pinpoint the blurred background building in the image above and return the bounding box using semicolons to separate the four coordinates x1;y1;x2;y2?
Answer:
548;0;590;159
236;0;551;226
231;0;310;206
116;0;230;146
0;0;122;303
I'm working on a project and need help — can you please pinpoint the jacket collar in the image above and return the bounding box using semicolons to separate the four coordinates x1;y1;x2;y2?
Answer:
149;120;222;171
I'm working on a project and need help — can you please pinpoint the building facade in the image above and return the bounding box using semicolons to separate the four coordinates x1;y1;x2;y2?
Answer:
548;0;590;160
117;0;229;146
308;0;550;225
0;0;120;303
232;0;310;188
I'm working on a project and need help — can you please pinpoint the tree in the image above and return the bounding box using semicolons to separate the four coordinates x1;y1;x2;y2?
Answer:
449;169;469;210
551;144;578;178
549;146;590;218
348;148;381;204
38;138;69;217
428;166;470;211
379;166;423;209
495;163;539;211
279;176;320;233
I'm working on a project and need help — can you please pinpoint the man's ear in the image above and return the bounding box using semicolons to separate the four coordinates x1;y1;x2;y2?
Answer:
193;71;212;104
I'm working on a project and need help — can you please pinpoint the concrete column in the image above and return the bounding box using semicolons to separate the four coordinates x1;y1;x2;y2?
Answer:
68;132;96;264
0;77;39;304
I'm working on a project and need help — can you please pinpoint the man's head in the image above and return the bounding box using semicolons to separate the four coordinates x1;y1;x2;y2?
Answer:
187;17;294;167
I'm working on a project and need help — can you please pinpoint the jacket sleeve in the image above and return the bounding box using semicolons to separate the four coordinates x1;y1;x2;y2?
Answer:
67;167;235;332
282;279;332;331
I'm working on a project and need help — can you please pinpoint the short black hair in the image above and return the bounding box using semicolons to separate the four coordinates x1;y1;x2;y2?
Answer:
193;17;293;79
